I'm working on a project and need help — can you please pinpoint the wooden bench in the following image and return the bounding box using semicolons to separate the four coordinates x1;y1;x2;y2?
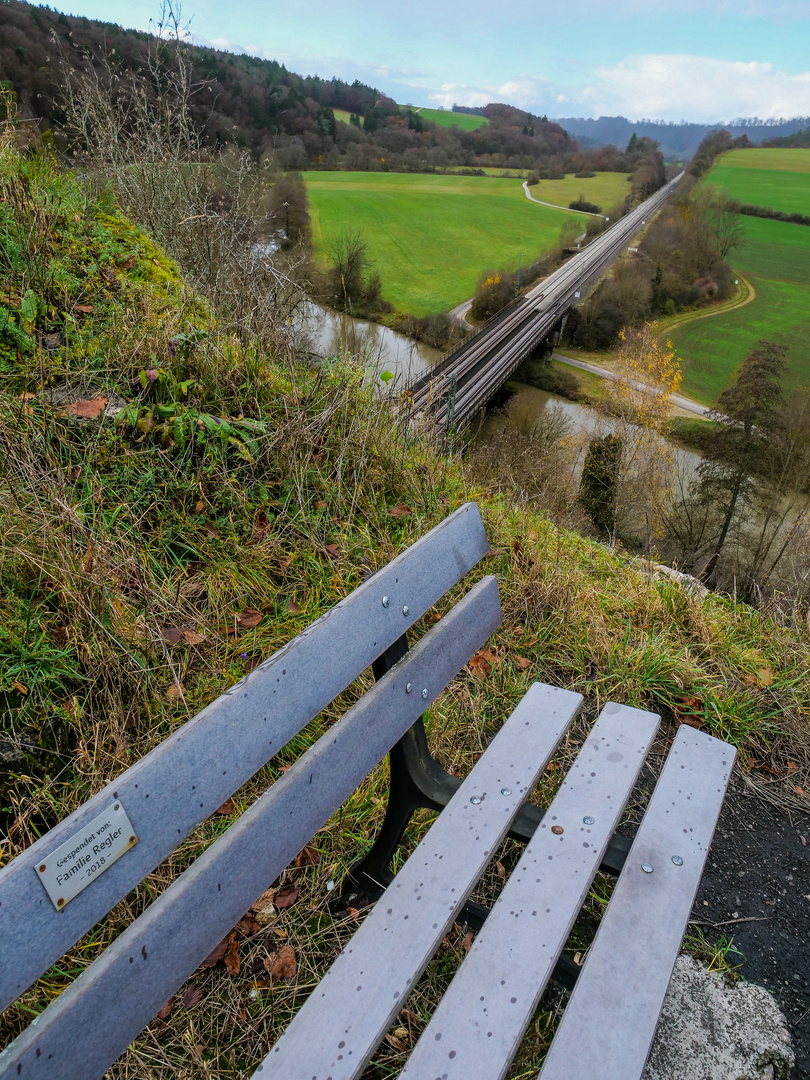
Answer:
0;503;736;1080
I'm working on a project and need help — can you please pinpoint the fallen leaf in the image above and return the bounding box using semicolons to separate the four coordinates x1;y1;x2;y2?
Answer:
264;944;296;980
230;1003;248;1026
513;655;531;670
387;504;411;518
182;984;203;1010
182;629;205;646
274;885;299;909
757;667;774;687
200;940;228;969
254;904;277;926
203;522;221;539
66;397;108;419
223;933;240;976
74;304;94;314
216;797;235;816
495;860;506;879
195;500;204;513
252;888;276;913
157;997;174;1021
236;608;262;629
234;916;262;938
675;715;705;730
295;844;320;867
468;647;497;679
160;627;185;646
272;927;288;939
385;1034;408;1053
287;598;301;615
462;931;474;952
166;684;185;701
323;543;340;558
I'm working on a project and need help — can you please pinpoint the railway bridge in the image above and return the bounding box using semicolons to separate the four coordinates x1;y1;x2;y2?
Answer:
407;173;684;430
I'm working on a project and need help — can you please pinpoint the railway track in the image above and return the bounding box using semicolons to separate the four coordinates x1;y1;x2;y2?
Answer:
408;173;684;429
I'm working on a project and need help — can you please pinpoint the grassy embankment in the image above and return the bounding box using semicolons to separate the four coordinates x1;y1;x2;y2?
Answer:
669;149;810;403
303;172;627;315
2;138;809;1077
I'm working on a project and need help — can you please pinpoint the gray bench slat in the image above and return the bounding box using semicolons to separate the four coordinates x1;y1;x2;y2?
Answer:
0;577;501;1080
256;682;584;1080
538;726;736;1080
0;502;489;1013
400;701;660;1080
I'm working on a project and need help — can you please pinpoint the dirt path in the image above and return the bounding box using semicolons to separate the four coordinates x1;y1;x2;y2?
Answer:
656;275;758;338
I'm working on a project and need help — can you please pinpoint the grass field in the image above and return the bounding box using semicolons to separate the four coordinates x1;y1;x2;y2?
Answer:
706;148;810;216
413;107;489;131
527;172;631;211
333;108;354;125
669;215;810;403
303;171;579;314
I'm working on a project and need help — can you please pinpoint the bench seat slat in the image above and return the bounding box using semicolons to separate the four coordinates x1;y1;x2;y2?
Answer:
0;578;501;1080
538;726;736;1080
256;682;583;1080
400;702;661;1080
0;502;489;1013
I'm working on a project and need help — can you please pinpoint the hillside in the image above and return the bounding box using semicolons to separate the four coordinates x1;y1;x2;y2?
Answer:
1;102;810;1076
0;0;573;171
554;115;810;160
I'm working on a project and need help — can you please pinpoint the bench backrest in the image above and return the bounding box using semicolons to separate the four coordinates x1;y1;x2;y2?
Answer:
0;503;499;1079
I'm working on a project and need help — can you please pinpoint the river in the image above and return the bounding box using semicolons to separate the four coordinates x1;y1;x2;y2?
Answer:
300;302;703;477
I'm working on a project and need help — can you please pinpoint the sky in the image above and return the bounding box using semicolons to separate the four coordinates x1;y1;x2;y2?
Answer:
62;0;810;123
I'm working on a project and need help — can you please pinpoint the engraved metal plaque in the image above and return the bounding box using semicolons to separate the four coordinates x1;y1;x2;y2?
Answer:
35;802;138;911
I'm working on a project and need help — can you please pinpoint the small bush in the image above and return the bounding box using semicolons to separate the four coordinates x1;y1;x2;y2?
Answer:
569;199;602;215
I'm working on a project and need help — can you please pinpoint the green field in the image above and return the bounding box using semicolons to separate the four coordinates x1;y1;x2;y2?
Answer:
333;108;354;125
413;107;489;131
303;171;580;314
528;172;630;211
670;215;810;403
707;148;810;216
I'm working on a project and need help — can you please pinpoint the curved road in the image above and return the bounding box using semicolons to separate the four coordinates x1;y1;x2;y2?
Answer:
551;352;712;418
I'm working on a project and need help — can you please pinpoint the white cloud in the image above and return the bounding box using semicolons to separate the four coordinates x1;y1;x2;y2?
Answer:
429;75;553;111
589;54;810;122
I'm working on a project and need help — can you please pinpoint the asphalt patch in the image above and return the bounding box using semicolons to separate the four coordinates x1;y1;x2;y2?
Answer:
694;785;810;1079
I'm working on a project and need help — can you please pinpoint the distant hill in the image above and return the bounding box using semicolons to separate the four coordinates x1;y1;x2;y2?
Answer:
0;0;573;172
553;116;810;159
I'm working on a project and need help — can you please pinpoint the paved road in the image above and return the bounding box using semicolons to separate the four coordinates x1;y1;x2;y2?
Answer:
522;181;603;217
552;352;713;418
